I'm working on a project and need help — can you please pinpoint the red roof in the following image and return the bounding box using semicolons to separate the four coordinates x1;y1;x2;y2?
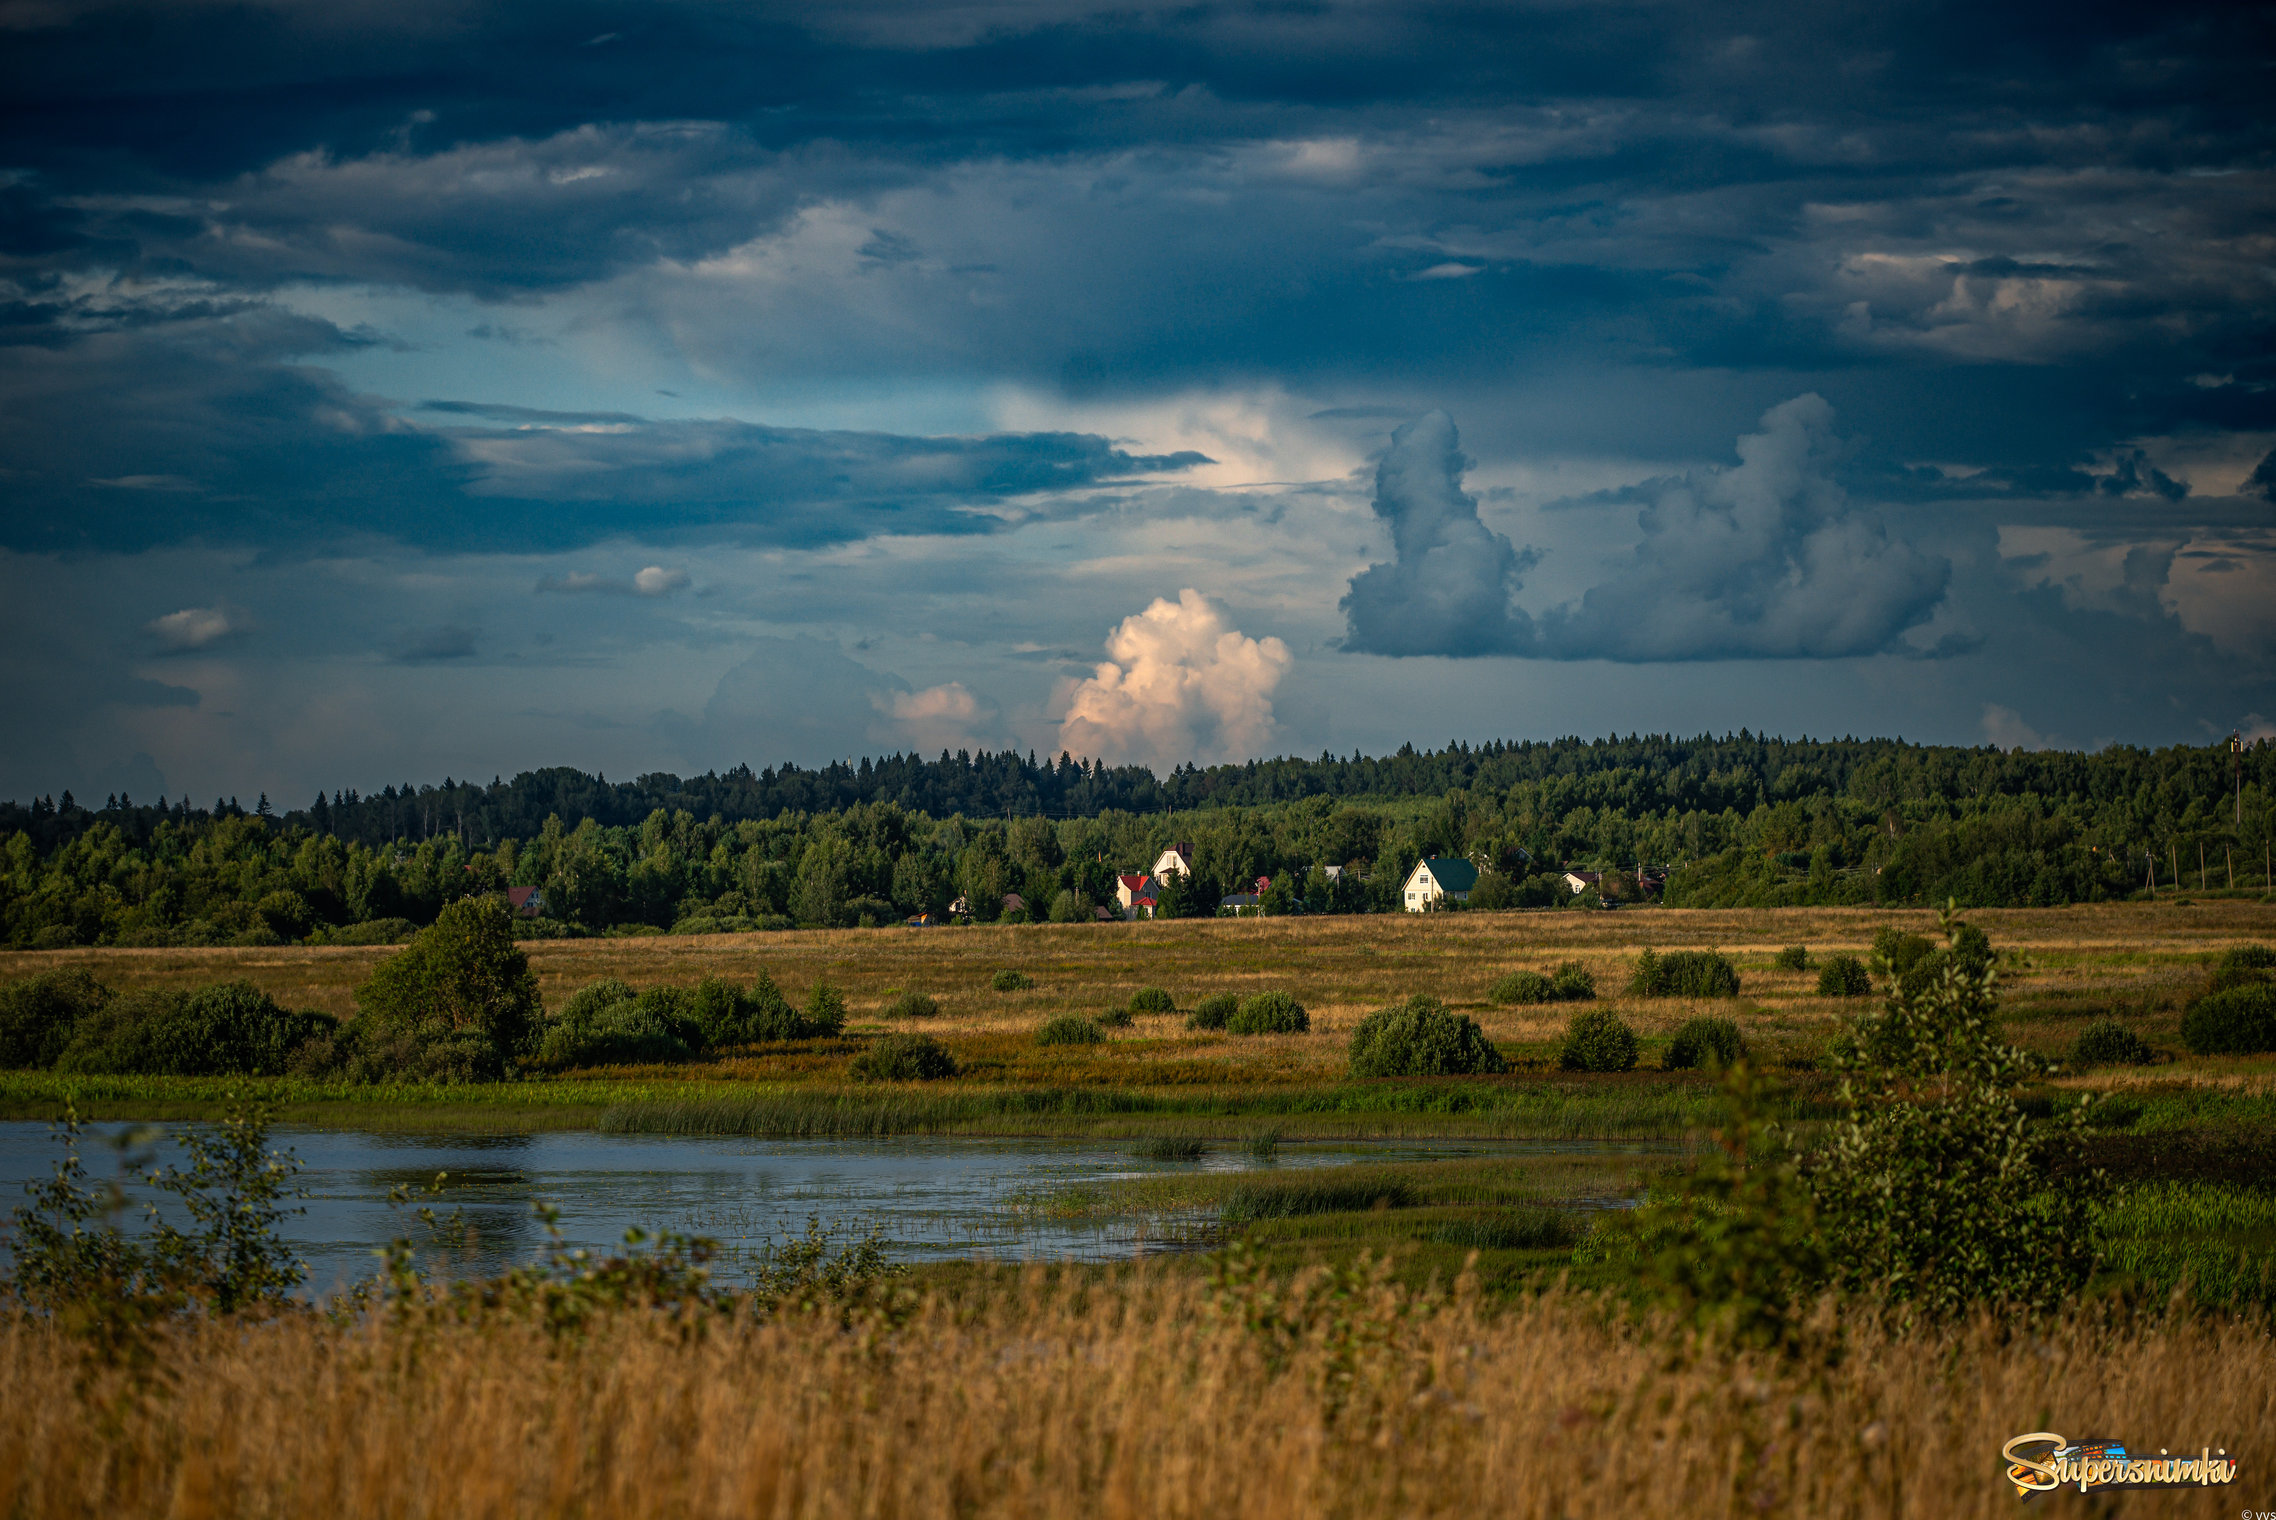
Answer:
1119;874;1150;890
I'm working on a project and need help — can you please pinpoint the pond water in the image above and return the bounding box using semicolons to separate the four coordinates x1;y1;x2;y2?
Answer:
0;1122;1664;1298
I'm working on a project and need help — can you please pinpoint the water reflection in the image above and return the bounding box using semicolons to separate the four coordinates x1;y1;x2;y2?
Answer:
0;1122;1668;1298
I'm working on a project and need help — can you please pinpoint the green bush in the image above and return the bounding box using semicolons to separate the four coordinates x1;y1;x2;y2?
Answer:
741;973;808;1042
1774;945;1809;972
803;983;848;1038
2069;1018;2154;1068
1871;926;1936;981
1664;1016;1745;1071
1551;962;1597;1001
991;970;1033;992
2209;944;2276;993
848;1033;958;1081
1036;1014;1104;1046
1629;949;1740;998
688;976;746;1045
0;968;112;1069
1186;993;1239;1030
351;896;543;1080
1127;986;1176;1015
1559;1008;1639;1072
883;991;940;1019
1348;995;1508;1077
1227;991;1308;1035
2180;984;2276;1055
1489;970;1554;1005
1816;955;1872;997
1814;912;2096;1316
53;981;332;1077
535;980;702;1070
1100;1005;1134;1028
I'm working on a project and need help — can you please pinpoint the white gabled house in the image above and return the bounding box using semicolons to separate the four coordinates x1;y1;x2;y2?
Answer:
1400;857;1479;912
1150;842;1194;879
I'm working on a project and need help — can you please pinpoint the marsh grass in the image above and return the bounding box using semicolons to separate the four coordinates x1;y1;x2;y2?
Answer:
2096;1183;2276;1304
3;1273;2266;1520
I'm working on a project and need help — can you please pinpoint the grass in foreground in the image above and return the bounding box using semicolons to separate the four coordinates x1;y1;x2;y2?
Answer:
1;1268;2266;1520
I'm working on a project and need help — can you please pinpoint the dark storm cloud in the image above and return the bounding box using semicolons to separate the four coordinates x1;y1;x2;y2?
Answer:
1345;400;1952;662
0;307;1210;553
1340;411;1538;657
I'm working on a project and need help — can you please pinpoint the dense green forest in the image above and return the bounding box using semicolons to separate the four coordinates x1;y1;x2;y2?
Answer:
2;734;2270;947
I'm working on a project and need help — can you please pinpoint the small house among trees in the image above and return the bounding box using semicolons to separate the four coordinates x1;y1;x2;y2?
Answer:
505;886;547;918
1401;857;1478;911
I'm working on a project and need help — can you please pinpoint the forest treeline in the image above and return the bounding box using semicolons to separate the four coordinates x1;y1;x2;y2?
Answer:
2;734;2269;947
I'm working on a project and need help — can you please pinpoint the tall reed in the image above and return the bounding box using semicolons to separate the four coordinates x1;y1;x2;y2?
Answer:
0;1272;2265;1519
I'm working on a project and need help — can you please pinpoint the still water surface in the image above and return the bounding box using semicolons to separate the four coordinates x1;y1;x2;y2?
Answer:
0;1122;1663;1297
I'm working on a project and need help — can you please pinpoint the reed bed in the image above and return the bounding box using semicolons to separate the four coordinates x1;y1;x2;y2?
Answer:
0;1272;2267;1519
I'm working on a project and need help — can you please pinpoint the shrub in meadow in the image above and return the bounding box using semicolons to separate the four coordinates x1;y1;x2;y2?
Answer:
2068;1018;2153;1068
848;1033;958;1081
1664;1016;1745;1071
991;970;1033;992
51;980;332;1077
1186;993;1239;1030
1099;1006;1135;1028
1871;926;1937;981
1628;949;1740;998
2180;984;2276;1055
1774;945;1809;972
1227;992;1308;1035
2208;943;2276;993
1348;995;1508;1077
1558;1008;1638;1072
1036;1014;1104;1046
1816;955;1872;997
1127;986;1176;1015
1489;971;1554;1005
802;983;848;1038
1551;962;1597;1001
534;980;694;1070
883;991;940;1019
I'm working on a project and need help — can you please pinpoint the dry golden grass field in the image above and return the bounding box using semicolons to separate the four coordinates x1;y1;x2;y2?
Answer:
2;1269;2267;1520
5;902;2274;1092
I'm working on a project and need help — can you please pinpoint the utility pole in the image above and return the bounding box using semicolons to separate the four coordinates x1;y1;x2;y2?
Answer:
2171;842;2180;892
2234;731;2245;827
2227;845;2234;891
2200;841;2208;891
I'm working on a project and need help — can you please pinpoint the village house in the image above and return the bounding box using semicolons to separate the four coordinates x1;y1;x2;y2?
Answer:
1115;872;1162;920
1561;869;1602;896
1150;842;1194;879
505;885;547;918
1400;857;1478;911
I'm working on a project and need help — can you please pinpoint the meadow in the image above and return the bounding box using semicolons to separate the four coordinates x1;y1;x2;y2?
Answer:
3;901;2272;1128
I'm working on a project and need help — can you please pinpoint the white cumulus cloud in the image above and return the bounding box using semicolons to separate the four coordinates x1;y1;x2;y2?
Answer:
876;681;1000;753
146;604;245;651
1056;589;1291;769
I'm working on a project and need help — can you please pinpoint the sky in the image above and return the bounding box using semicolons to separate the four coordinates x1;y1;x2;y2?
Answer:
2;0;2272;805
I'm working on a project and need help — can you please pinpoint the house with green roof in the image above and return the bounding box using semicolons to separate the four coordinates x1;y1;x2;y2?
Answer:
1401;856;1479;912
